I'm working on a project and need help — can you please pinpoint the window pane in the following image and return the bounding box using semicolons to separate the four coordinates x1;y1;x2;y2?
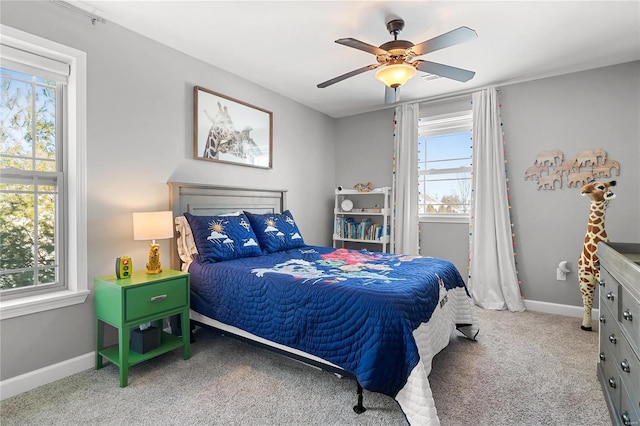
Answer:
0;190;36;270
425;131;471;162
37;191;56;266
37;267;56;286
0;270;35;290
0;75;34;168
34;84;56;163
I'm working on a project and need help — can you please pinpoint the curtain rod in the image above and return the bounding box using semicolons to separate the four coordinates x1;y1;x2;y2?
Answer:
402;86;502;108
50;0;107;25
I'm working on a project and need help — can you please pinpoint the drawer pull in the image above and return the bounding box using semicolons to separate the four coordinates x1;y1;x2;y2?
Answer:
599;352;606;361
621;412;631;426
608;377;616;388
150;294;167;303
599;280;605;287
620;359;630;373
622;309;633;321
609;334;617;344
599;315;606;323
606;291;615;301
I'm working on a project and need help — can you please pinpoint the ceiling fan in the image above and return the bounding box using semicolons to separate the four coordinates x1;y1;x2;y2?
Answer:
317;19;477;103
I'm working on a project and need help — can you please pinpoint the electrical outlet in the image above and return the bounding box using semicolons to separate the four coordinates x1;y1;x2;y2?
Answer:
556;268;567;281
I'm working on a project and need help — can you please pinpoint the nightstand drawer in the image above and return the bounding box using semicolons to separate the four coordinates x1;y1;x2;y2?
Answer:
125;278;188;322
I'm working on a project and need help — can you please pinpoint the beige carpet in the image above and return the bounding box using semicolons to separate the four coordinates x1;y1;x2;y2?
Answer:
1;308;610;425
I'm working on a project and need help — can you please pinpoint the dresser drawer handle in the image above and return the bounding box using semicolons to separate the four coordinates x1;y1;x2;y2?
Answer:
622;310;633;321
608;377;616;388
599;280;605;287
150;294;167;303
609;334;617;344
599;352;606;361
599;315;606;323
621;411;631;426
620;359;630;373
606;292;615;301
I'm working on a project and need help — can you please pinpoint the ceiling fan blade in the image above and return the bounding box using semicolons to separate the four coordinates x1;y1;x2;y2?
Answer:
410;26;477;57
384;86;400;104
317;64;380;88
414;60;475;82
335;38;388;56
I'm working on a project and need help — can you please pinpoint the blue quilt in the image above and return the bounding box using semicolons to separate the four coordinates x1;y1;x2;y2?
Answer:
188;245;468;397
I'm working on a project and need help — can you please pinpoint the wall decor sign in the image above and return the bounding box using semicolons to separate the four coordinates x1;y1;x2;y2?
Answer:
194;86;272;168
524;148;620;190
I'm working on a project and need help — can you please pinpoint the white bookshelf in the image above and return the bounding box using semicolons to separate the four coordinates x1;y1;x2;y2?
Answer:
333;187;392;252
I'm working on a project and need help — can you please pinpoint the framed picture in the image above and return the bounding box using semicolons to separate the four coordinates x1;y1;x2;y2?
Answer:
194;86;272;168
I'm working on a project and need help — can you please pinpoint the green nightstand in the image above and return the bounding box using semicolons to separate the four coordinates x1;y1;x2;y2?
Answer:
94;269;191;387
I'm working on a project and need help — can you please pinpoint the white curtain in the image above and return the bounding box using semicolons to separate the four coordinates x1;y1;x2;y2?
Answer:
469;88;525;311
391;103;419;255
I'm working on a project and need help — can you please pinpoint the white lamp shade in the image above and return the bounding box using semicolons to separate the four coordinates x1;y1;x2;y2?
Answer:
132;211;174;241
375;62;417;88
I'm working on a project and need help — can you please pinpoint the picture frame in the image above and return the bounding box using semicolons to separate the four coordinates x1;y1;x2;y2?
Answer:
194;86;273;168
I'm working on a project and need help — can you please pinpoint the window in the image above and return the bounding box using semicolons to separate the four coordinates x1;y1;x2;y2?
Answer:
1;68;64;295
418;111;472;221
0;25;88;319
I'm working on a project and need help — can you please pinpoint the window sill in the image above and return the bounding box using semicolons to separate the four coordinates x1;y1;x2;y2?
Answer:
0;289;90;320
419;214;470;224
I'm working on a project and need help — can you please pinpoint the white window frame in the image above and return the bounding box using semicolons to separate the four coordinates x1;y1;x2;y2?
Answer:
418;111;472;224
0;25;88;320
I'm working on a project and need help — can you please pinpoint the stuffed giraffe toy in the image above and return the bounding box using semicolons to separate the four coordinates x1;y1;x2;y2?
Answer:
578;180;616;331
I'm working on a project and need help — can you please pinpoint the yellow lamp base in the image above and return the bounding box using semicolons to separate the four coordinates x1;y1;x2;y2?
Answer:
146;243;162;275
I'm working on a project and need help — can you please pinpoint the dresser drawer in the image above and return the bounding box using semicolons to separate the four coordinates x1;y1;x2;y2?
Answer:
620;380;640;426
617;328;640;403
619;285;640;354
600;307;621;362
600;267;619;319
125;278;188;322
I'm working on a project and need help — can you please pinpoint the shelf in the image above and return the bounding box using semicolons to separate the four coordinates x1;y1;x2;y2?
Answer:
334;209;389;216
333;236;390;244
98;331;184;368
335;187;390;195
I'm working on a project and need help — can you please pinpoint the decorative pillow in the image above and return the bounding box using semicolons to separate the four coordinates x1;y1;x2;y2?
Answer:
244;210;305;253
183;212;262;261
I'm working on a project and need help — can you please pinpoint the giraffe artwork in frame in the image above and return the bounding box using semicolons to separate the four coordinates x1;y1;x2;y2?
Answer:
194;86;273;169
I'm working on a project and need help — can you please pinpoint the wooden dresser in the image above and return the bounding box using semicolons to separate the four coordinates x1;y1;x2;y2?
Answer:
598;242;640;426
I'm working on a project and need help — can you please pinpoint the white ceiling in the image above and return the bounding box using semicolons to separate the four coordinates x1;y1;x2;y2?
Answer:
77;1;640;118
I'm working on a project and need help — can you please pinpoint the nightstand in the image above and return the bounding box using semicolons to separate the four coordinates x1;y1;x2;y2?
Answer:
94;269;190;387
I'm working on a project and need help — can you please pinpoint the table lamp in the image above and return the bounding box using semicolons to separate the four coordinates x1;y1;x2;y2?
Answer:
132;211;174;274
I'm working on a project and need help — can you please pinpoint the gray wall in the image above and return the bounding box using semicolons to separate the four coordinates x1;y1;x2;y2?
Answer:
1;1;336;381
335;62;640;305
501;61;640;307
334;108;395;190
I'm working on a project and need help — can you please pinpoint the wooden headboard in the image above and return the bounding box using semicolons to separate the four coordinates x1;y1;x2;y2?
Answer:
167;182;287;269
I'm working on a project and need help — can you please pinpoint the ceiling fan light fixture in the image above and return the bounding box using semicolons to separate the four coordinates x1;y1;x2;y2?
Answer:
375;62;416;88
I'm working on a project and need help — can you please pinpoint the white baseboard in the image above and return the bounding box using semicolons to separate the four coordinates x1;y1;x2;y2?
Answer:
524;299;598;319
0;352;94;401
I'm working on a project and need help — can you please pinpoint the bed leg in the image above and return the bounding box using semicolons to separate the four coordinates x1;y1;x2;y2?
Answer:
353;382;366;414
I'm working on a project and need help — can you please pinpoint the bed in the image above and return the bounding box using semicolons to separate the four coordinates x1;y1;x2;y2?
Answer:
168;182;478;425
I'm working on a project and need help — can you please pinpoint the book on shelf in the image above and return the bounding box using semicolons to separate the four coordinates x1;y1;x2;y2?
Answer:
334;216;389;241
